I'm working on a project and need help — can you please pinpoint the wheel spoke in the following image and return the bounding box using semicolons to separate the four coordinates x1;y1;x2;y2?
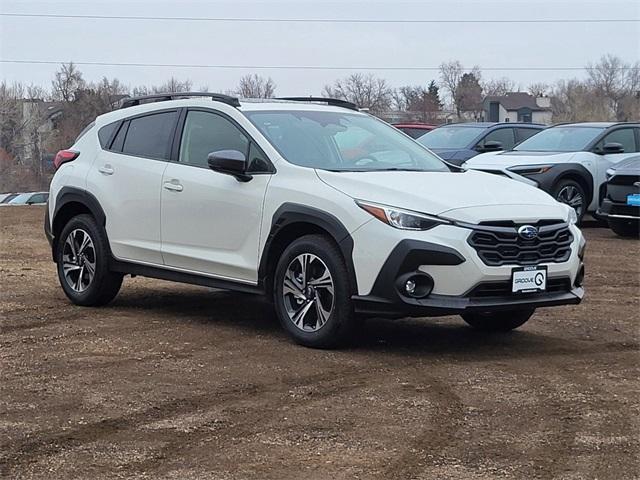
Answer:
65;235;77;258
308;269;332;288
297;254;313;287
292;300;314;327
283;271;305;299
77;231;91;255
63;262;81;275
314;297;331;329
84;260;96;277
75;265;85;291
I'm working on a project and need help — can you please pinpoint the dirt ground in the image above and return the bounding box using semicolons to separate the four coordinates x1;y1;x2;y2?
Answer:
1;205;638;480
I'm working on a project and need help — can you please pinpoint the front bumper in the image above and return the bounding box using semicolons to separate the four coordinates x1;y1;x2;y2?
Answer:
349;218;585;318
597;198;640;220
353;286;584;318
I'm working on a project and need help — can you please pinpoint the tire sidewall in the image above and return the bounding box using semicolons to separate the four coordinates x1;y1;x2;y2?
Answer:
273;235;354;347
56;214;113;305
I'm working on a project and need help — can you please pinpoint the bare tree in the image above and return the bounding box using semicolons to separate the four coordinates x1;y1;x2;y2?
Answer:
527;82;550;97
51;62;85;102
439;61;482;119
483;77;517;97
551;79;611;122
586;54;638;120
393;82;442;122
322;73;392;113
234;74;276;98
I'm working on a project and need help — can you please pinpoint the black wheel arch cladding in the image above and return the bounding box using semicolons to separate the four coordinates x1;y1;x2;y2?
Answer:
259;203;358;292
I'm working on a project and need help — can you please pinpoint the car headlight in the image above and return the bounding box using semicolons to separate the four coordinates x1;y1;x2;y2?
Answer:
507;164;553;176
566;206;578;225
356;200;449;230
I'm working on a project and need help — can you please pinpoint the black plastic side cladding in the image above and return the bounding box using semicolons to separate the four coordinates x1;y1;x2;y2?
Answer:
258;203;358;292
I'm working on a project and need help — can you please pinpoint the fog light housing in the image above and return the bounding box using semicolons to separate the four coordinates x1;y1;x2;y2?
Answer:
396;272;434;299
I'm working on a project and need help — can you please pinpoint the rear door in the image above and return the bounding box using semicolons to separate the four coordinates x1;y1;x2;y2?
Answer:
86;110;178;264
160;108;272;282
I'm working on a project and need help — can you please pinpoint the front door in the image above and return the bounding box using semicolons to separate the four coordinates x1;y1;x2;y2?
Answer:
160;109;271;283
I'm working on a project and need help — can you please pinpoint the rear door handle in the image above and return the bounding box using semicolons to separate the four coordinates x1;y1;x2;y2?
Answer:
163;181;183;192
98;165;114;175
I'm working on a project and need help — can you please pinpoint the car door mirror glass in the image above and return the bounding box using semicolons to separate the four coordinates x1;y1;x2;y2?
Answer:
207;150;252;182
602;142;624;154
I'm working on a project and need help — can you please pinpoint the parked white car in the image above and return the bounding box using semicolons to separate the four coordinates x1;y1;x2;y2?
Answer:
463;122;640;222
45;93;585;348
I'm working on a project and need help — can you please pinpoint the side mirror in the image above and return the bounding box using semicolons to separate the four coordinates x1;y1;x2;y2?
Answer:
207;150;252;182
477;140;503;153
602;142;624;154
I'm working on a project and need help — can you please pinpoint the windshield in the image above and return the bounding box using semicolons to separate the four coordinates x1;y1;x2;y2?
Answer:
514;126;604;152
417;125;484;149
244;110;448;172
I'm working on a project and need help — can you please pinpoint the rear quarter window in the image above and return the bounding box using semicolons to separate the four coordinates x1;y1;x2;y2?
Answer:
98;121;120;149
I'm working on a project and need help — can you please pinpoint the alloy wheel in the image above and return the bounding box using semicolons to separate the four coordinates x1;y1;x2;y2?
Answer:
62;229;96;292
282;253;335;332
556;185;584;218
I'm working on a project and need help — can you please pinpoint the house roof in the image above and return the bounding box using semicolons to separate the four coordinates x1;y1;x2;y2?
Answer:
484;92;551;111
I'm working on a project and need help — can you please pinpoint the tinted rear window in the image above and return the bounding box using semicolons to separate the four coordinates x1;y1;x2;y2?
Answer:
122;111;178;160
98;121;120;149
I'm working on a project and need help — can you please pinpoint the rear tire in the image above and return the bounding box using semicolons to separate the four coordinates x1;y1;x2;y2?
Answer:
273;234;356;348
56;214;123;306
461;309;535;332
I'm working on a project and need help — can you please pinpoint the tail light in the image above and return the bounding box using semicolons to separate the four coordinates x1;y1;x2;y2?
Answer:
53;150;80;170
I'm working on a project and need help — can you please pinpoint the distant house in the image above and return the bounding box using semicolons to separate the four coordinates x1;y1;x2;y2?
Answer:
483;92;552;124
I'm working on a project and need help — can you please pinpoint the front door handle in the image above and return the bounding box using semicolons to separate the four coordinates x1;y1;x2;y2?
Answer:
163;181;183;192
98;165;114;175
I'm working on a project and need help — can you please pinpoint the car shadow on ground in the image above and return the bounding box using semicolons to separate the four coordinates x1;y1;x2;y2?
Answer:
108;287;637;361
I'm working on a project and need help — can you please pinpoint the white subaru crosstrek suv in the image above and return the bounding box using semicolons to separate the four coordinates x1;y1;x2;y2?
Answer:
463;122;640;222
46;93;585;348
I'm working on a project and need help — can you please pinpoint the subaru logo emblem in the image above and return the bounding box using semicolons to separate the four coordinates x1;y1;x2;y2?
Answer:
518;225;538;240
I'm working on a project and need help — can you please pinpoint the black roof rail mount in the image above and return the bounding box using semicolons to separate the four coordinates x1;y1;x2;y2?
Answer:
119;92;240;109
276;97;358;111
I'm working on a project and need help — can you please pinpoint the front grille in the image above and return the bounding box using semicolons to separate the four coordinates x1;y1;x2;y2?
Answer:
468;277;572;298
468;220;573;266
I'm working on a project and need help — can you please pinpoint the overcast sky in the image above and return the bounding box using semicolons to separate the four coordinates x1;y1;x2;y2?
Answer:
1;0;638;96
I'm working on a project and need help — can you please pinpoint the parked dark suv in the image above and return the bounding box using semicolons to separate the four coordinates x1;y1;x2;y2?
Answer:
417;122;544;165
597;155;640;237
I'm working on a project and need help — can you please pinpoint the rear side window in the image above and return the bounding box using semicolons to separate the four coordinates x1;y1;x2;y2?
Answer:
122;111;178;160
98;121;120;149
516;128;540;143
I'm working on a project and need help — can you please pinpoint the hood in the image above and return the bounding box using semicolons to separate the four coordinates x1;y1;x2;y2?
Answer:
316;169;561;220
609;155;640;174
465;150;577;169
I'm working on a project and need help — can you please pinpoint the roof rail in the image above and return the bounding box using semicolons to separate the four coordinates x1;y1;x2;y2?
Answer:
276;97;358;111
119;92;240;109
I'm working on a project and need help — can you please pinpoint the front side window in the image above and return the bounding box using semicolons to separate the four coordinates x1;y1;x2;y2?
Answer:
595;128;637;153
479;128;515;150
179;111;250;168
122;111;178;160
514;126;604;152
245;110;447;172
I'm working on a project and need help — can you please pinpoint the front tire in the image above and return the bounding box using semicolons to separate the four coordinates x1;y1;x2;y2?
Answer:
553;179;586;224
461;309;535;332
608;218;640;238
56;214;123;306
273;235;356;348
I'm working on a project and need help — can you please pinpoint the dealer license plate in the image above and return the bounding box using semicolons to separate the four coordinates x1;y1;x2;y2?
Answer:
512;266;547;293
627;194;640;206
